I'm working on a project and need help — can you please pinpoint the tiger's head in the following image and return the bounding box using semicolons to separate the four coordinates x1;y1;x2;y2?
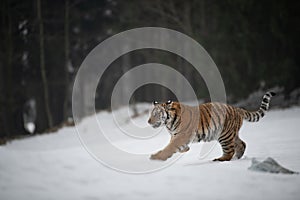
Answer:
148;100;179;129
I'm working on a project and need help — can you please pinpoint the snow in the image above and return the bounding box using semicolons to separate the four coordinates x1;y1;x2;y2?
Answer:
24;122;35;134
1;105;300;200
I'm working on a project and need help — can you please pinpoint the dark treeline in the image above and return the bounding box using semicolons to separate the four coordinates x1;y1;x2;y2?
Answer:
0;0;299;139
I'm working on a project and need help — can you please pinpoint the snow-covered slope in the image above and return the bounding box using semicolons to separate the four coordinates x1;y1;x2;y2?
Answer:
1;105;300;200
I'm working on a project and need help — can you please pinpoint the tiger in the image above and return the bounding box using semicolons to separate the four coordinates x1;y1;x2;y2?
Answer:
148;92;276;161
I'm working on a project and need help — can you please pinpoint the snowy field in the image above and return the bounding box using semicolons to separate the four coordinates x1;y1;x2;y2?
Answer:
1;105;300;200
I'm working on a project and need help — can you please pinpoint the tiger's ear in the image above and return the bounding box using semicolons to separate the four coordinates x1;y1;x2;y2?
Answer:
166;100;172;104
153;101;159;105
165;100;173;109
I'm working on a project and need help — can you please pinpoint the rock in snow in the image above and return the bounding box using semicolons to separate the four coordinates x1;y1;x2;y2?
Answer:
248;157;299;174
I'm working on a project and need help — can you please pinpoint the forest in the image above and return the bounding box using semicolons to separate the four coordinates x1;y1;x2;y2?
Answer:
0;0;299;140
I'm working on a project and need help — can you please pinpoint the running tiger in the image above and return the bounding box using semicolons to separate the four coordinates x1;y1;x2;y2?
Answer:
148;92;276;161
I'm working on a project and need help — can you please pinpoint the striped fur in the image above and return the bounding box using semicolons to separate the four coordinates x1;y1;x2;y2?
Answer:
148;92;275;161
241;92;276;122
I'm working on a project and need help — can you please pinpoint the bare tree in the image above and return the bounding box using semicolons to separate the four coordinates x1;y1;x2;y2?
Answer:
63;0;70;120
1;0;13;137
37;0;53;127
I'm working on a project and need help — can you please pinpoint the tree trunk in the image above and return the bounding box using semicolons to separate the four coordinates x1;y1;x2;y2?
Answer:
37;0;53;128
63;0;70;120
2;0;13;137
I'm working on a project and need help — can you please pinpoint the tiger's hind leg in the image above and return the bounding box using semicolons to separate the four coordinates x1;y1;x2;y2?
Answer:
213;143;235;161
213;139;235;161
233;136;246;159
213;131;236;162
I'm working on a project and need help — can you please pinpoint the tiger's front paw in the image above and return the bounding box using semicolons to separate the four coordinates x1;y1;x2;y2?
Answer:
150;151;168;161
178;146;190;153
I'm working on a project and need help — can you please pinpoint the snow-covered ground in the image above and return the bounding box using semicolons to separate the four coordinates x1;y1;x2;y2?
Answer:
1;105;300;200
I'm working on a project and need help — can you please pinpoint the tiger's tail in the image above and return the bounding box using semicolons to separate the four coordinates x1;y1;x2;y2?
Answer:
241;92;276;122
